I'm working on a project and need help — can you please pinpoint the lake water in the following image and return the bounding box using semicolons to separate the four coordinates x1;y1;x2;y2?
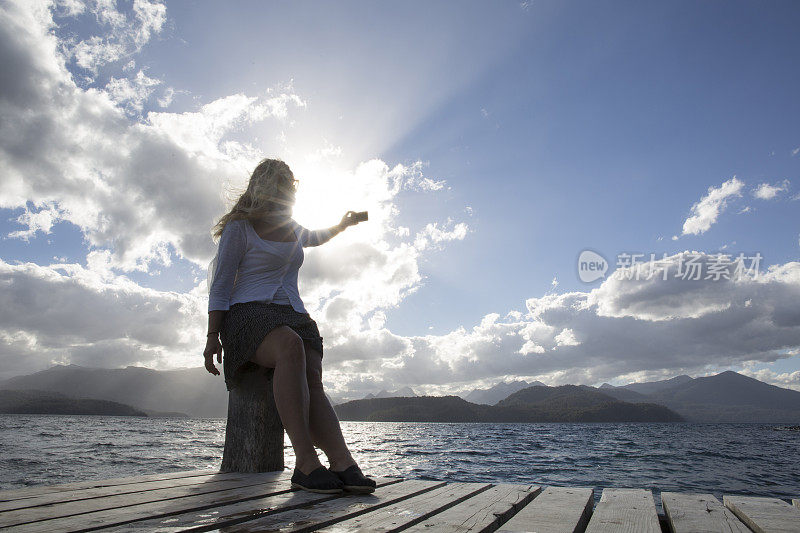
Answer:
1;414;798;513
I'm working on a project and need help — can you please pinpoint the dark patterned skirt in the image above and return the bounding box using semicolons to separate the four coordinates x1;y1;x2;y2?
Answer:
220;301;324;391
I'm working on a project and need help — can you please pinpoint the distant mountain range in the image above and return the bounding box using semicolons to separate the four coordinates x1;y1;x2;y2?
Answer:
334;385;682;423
0;364;345;417
363;386;418;400
606;374;694;396
463;379;546;405
598;371;800;422
0;389;166;417
0;365;228;418
2;365;799;422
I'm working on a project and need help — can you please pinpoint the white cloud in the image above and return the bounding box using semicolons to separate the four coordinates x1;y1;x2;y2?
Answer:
753;179;790;200
680;177;744;236
554;328;579;346
413;218;469;251
131;0;167;47
157;86;175;108
6;203;64;240
0;0;310;271
390;161;445;191
54;0;85;17
589;251;758;321
0;0;473;391
146;92;305;157
104;69;161;114
64;0;166;75
740;367;800;392
4;0;799;399
322;252;800;395
0;257;203;378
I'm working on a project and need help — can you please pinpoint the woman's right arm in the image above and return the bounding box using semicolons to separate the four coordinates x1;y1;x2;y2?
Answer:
295;212;359;247
208;220;247;313
204;310;226;375
205;220;247;375
207;310;226;335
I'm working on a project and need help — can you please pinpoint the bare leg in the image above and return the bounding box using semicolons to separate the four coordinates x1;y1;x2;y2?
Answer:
303;344;359;471
249;326;323;475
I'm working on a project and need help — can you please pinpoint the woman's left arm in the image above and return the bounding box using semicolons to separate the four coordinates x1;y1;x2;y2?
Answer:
298;211;360;247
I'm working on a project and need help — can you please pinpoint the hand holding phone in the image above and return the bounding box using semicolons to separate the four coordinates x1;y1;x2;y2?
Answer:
341;210;368;228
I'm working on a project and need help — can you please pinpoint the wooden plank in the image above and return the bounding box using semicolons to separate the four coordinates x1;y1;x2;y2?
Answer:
499;486;593;533
310;482;493;532
661;492;750;533
584;488;660;533
402;483;541;533
93;476;405;532
0;471;257;513
2;471;292;531
0;468;221;502
184;479;443;533
724;495;800;533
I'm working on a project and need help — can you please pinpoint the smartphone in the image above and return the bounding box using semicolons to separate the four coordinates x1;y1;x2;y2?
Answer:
352;211;368;223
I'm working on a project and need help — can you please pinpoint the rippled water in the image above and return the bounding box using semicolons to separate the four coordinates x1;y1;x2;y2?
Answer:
1;415;798;512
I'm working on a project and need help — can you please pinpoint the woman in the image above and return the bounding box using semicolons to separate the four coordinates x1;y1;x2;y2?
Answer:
203;158;375;494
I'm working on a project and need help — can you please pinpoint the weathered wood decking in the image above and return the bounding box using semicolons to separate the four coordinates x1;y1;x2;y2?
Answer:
1;468;799;532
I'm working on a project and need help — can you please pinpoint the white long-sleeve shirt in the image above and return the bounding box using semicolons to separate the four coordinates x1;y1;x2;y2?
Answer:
207;218;334;314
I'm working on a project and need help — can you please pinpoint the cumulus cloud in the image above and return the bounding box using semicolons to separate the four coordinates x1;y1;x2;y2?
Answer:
321;252;800;398
753;179;790;200
6;203;64;241
104;69;161;114
413;218;469;251
0;0;310;271
679;177;744;237
54;0;85;17
62;0;167;75
157;86;175;108
740;366;800;392
0;0;472;388
0;257;203;377
146;92;305;158
3;1;798;399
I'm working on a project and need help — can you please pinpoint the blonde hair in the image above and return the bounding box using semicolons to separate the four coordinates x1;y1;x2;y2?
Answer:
211;158;296;241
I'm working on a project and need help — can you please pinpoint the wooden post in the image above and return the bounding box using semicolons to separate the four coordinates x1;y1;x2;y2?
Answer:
221;366;284;472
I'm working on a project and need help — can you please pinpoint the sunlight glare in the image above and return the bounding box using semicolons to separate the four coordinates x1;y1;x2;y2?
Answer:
291;159;353;229
290;156;387;239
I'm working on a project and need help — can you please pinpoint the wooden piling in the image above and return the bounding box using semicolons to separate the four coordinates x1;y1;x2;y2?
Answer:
220;366;284;473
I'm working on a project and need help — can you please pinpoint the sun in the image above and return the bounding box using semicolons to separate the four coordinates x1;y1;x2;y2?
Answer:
273;144;386;241
290;157;373;231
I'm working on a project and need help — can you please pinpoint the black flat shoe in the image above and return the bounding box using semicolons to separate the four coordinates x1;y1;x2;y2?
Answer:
290;466;344;494
330;464;376;493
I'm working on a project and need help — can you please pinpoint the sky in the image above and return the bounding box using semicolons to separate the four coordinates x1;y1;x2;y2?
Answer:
1;0;799;399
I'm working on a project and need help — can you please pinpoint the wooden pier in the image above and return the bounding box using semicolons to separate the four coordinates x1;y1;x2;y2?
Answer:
1;468;799;532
